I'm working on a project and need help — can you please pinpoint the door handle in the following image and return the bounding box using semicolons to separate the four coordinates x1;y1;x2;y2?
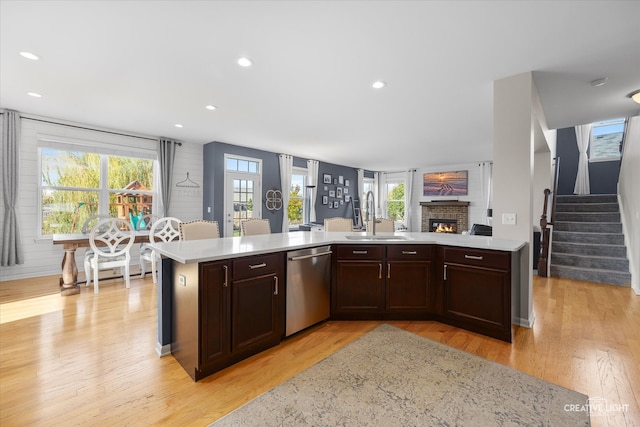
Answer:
444;264;448;280
222;265;228;287
378;263;382;279
273;276;279;295
387;263;391;279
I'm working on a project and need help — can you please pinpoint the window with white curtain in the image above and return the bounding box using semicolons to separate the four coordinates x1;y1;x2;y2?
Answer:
385;177;406;224
289;167;307;229
361;177;375;221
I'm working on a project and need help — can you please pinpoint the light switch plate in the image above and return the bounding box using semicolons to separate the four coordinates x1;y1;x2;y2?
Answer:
502;213;517;225
178;274;186;286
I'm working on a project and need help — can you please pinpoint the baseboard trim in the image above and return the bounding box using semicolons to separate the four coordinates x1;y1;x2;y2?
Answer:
513;310;535;328
156;342;171;357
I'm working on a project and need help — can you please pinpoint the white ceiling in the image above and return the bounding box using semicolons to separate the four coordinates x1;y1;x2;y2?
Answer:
2;1;639;171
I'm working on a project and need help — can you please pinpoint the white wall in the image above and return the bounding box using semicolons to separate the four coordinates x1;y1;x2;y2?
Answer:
493;72;537;327
408;162;491;232
618;115;640;294
0;113;203;282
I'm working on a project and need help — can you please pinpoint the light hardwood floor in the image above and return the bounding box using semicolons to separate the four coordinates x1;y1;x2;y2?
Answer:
1;274;639;426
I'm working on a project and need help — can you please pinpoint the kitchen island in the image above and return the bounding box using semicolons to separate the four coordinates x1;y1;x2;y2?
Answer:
150;231;526;380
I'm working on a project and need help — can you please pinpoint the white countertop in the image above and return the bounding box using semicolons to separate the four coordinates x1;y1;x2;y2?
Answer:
149;231;526;264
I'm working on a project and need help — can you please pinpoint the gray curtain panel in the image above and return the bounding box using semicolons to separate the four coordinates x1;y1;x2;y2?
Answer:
158;137;178;217
1;110;24;266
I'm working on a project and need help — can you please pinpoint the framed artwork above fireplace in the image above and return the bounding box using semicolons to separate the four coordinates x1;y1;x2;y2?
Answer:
423;170;468;196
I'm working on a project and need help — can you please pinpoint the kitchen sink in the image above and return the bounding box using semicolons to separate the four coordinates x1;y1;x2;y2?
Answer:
345;235;413;241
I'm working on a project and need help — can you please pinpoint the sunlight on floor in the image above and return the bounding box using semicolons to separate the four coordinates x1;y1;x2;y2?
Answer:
0;294;65;324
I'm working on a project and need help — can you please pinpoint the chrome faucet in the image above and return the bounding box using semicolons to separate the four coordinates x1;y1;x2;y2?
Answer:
365;190;376;236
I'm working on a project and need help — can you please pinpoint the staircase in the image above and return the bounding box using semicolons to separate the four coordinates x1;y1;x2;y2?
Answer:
550;194;631;286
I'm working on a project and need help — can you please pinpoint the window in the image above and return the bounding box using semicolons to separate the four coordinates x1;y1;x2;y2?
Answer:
40;148;155;236
226;157;260;173
590;118;625;162
361;178;375;222
385;179;405;224
288;167;307;228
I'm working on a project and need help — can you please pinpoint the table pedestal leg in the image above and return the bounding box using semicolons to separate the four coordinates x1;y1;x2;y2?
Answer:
60;249;81;296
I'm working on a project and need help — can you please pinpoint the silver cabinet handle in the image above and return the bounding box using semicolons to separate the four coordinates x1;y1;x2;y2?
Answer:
402;251;417;255
274;276;279;295
444;264;448;280
378;263;382;279
387;263;391;279
222;264;228;287
352;250;368;254
249;262;267;269
465;255;483;260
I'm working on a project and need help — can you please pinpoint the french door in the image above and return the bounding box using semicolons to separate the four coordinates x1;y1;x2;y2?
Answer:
225;172;262;237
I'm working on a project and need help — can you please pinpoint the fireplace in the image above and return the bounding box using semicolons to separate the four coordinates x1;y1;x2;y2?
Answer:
429;219;458;234
420;201;469;233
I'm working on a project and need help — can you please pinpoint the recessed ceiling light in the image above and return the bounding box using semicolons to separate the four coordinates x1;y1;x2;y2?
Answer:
20;51;39;60
372;81;386;89
590;77;608;87
205;105;217;110
27;92;42;98
174;124;183;128
628;89;640;104
237;57;253;67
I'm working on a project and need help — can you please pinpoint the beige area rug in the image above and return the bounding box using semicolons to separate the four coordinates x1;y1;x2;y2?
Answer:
211;324;590;426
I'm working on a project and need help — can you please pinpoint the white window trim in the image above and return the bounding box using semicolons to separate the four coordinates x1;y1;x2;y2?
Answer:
37;139;158;238
290;166;308;230
588;118;624;163
223;154;263;237
384;174;407;226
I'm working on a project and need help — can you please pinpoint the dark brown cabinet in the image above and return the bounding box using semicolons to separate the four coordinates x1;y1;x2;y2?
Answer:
332;244;432;319
442;247;511;342
332;245;385;317
200;261;230;367
231;253;284;358
171;252;284;381
386;245;432;315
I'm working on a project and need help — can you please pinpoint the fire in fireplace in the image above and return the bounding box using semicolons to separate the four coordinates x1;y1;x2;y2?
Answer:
429;219;458;234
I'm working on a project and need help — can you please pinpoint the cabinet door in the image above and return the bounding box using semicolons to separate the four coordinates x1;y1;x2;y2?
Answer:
200;261;231;367
333;260;384;315
232;273;280;354
443;263;511;341
386;260;430;313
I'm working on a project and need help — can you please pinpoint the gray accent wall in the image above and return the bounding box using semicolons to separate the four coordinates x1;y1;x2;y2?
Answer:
556;127;620;195
203;141;363;234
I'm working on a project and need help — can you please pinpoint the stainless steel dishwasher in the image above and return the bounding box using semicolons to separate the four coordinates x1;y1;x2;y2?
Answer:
286;245;332;336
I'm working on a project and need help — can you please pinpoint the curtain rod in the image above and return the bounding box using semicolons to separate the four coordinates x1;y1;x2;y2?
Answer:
1;112;182;146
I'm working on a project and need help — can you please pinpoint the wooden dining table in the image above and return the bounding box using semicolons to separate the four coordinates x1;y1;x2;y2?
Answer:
52;231;149;296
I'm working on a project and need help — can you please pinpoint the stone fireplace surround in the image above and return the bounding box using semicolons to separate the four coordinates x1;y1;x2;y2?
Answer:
420;201;470;234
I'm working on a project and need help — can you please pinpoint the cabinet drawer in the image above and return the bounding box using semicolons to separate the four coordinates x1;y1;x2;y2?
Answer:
336;245;384;260
387;245;431;260
443;247;509;270
233;253;283;280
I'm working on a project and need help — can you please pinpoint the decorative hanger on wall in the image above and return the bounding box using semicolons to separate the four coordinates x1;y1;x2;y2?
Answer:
176;172;200;188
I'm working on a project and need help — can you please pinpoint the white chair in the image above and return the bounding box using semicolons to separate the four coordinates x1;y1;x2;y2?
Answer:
139;216;181;283
82;214;114;286
81;214;112;233
367;218;395;232
86;217;135;294
324;217;353;232
240;218;271;236
179;220;220;240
